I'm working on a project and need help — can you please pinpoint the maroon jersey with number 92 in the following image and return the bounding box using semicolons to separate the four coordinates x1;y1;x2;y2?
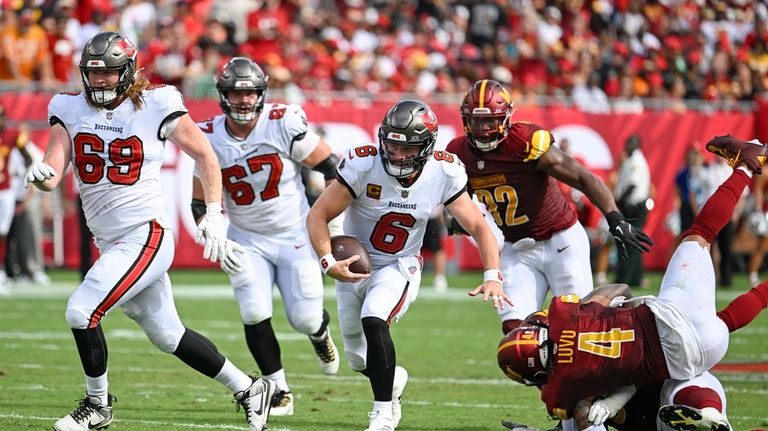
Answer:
446;122;576;243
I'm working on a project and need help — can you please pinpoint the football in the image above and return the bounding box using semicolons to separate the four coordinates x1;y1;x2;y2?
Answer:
331;235;371;274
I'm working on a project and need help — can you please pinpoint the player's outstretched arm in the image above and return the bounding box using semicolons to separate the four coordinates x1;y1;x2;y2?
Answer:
538;146;653;258
170;114;227;262
25;123;71;191
307;180;368;282
447;192;511;309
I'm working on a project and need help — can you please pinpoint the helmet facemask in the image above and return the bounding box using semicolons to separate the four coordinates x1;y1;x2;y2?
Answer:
79;32;137;107
461;79;514;152
463;109;512;151
378;100;438;178
379;135;435;178
216;57;269;124
219;89;266;124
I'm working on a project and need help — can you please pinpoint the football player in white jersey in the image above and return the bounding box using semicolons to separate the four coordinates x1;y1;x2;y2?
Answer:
307;100;512;431
24;32;274;431
191;57;340;416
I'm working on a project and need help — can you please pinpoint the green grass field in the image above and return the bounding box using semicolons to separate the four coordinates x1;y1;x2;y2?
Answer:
1;270;767;431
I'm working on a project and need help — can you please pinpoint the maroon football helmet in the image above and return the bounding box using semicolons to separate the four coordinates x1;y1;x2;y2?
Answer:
461;79;514;152
497;325;552;386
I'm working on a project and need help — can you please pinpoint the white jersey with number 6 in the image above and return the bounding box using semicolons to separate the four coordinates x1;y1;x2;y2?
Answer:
196;103;320;234
336;145;467;269
48;85;184;245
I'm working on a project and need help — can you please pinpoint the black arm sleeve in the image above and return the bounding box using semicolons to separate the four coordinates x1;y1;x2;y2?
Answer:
311;153;340;181
191;199;206;223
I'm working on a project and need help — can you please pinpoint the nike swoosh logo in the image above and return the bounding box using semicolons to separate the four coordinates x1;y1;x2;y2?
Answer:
88;418;105;429
294;244;306;249
556;245;570;253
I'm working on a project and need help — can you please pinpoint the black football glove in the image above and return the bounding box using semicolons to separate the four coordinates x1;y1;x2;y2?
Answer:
606;211;654;260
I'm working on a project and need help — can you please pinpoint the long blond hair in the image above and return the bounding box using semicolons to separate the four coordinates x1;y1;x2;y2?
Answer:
125;75;151;110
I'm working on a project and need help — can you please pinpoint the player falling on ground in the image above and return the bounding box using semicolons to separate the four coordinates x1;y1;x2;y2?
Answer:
500;279;768;430
25;32;274;431
192;56;340;416
498;135;768;431
307;99;510;431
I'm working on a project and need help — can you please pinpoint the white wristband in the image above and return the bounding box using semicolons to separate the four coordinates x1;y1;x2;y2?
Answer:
483;269;503;284
319;253;336;274
206;202;222;215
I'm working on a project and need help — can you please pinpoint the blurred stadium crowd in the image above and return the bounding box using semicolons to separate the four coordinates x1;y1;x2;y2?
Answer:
0;0;766;111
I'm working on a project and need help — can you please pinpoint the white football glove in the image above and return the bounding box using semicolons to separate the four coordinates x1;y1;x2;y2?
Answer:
220;240;245;275
195;202;227;263
587;400;611;426
24;162;56;188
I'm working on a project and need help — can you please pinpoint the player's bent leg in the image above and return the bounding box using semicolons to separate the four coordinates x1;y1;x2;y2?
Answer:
500;245;547;330
337;280;368;371
277;258;339;375
58;221;173;430
544;222;594;298
658;372;730;431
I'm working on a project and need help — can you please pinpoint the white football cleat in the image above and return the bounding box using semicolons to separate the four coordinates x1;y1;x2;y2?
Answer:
365;408;394;431
392;366;408;428
310;329;340;375
270;390;294;416
658;404;731;431
53;393;114;431
234;378;275;431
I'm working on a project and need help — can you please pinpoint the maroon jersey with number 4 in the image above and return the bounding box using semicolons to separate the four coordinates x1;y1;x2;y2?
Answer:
540;296;670;419
446;122;577;243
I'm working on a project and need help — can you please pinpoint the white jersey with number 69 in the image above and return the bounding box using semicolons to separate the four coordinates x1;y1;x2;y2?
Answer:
196;103;321;235
336;144;467;269
48;85;184;245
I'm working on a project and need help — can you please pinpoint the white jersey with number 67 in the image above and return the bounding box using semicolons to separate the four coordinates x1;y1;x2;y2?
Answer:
196;103;321;235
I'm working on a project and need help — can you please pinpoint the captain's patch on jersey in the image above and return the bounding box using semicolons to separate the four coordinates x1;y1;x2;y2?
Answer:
366;183;382;199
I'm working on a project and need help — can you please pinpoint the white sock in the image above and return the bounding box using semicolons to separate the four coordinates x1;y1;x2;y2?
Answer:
85;371;108;405
264;369;289;392
214;359;253;393
737;165;752;177
372;401;392;416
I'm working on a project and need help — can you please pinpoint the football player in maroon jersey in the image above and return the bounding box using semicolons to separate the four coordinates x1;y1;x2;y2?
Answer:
501;277;768;430
446;79;653;336
498;135;768;430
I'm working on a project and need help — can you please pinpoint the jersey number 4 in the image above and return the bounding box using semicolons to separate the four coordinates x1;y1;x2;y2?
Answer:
75;134;143;185
222;154;284;205
578;329;635;359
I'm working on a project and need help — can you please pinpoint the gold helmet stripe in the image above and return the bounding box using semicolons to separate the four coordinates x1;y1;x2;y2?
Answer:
478;79;488;109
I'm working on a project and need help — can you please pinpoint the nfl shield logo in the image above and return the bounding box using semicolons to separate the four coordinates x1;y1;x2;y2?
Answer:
106;112;113;120
241;143;247;150
477;160;485;170
401;190;409;199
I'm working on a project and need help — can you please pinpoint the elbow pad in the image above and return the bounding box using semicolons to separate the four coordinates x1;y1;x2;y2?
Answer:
312;153;340;181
